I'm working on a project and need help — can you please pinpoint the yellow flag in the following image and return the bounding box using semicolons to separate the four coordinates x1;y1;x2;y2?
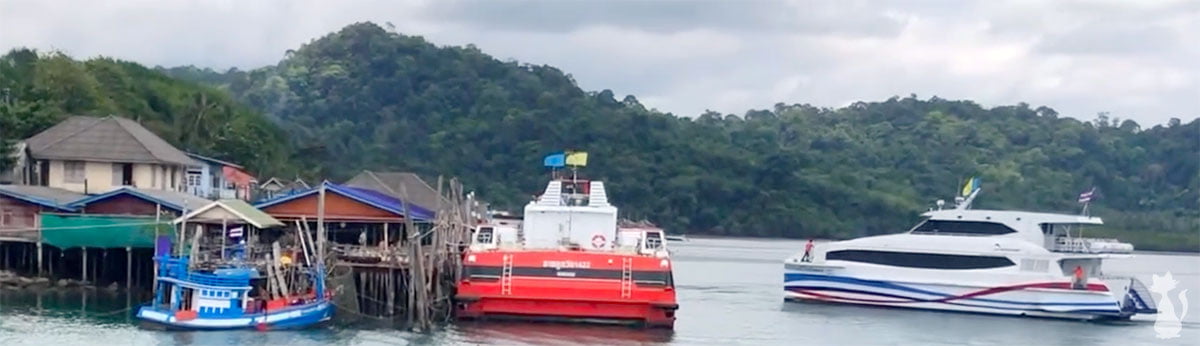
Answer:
565;152;588;166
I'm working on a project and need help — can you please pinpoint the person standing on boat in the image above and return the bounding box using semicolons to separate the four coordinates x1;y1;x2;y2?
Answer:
1072;266;1086;289
801;239;814;262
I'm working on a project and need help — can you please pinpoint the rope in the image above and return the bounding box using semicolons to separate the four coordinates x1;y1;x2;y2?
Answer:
28;299;153;317
3;221;172;232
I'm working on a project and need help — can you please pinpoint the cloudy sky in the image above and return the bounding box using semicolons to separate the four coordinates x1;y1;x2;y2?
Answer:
1;0;1196;125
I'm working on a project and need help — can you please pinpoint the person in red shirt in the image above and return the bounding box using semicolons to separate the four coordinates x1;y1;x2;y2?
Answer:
802;239;815;262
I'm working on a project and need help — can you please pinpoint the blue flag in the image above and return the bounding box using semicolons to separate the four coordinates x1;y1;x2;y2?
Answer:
543;153;566;168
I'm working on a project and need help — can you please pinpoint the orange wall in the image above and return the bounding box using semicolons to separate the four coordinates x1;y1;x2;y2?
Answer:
261;192;403;222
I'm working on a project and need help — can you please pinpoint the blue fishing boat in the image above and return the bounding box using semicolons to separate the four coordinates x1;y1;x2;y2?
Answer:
136;199;333;330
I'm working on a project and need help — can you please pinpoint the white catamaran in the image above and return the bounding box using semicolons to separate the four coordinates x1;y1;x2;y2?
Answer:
783;183;1158;320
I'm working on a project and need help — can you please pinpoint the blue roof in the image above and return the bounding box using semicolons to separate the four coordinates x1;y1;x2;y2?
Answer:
67;187;212;213
253;182;435;221
0;185;81;211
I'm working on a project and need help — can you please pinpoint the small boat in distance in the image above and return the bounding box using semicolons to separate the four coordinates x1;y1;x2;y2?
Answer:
455;151;679;328
783;181;1158;320
664;234;688;242
136;200;333;330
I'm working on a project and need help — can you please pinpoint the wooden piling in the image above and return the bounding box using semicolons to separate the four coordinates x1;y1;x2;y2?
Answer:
126;247;132;291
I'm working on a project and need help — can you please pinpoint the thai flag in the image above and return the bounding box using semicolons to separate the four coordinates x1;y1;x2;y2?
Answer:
1078;188;1096;203
228;227;244;238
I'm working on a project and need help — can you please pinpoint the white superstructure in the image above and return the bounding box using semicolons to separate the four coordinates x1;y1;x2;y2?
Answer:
783;189;1157;320
468;176;668;256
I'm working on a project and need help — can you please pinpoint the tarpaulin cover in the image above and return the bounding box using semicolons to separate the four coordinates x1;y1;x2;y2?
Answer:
40;213;172;249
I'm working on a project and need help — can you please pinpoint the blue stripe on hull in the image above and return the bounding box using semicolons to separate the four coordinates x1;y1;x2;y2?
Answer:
783;272;1125;318
136;302;333;330
785;273;1116;307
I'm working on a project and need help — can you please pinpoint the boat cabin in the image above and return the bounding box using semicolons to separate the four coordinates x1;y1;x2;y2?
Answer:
470;223;521;251
522;178;617;250
916;209;1131;254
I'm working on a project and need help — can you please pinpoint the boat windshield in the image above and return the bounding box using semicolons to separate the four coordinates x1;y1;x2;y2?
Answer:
908;219;1016;236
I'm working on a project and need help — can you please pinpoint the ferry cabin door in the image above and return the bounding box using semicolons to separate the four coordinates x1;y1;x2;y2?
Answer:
1059;258;1101;288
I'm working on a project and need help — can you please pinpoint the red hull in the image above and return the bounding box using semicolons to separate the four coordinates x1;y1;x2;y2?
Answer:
455;250;678;328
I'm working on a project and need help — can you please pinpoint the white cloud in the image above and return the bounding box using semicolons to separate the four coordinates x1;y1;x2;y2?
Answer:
0;0;1194;124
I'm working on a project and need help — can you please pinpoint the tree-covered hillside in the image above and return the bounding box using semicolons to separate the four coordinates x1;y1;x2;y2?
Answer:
0;49;295;176
161;22;1200;251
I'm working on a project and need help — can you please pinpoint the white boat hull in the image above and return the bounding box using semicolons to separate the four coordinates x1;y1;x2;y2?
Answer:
783;269;1128;320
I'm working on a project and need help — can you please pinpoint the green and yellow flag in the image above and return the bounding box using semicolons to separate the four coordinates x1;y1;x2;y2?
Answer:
565;151;588;167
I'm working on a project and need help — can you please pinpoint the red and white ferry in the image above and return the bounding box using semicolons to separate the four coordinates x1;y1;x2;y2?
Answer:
454;168;678;328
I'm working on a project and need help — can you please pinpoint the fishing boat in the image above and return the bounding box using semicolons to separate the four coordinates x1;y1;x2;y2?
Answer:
454;151;679;328
783;180;1158;320
136;200;333;330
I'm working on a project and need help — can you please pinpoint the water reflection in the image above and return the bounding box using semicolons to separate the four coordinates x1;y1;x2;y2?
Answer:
454;320;675;345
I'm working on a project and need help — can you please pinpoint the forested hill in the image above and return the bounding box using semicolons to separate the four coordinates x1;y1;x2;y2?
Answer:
0;49;295;176
149;21;1193;252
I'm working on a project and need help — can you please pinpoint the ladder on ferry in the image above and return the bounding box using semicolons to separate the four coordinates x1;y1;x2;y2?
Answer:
501;254;514;296
1123;277;1158;314
620;257;633;299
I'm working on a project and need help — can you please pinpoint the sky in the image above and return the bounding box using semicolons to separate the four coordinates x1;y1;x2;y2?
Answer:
1;0;1196;125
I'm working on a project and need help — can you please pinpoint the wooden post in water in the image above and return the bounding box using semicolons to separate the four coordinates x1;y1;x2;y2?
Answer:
126;247;132;291
81;247;88;283
36;214;43;277
401;183;426;329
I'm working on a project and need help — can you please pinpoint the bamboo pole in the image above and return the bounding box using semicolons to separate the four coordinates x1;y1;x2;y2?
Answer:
401;183;427;329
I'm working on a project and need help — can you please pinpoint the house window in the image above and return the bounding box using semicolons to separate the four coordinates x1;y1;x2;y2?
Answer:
112;164;124;186
151;166;159;187
0;212;11;226
64;161;86;183
187;172;201;187
170;167;177;189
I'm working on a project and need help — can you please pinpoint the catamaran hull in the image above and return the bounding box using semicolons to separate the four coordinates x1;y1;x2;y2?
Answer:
455;250;678;328
136;302;333;330
456;295;677;327
783;271;1131;320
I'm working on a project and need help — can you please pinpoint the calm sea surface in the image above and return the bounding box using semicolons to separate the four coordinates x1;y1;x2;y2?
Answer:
1;237;1197;345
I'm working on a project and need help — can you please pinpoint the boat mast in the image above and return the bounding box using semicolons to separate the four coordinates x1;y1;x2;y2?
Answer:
316;182;327;297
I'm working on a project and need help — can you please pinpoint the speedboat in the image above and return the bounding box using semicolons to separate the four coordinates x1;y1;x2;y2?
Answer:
783;187;1158;320
455;152;678;328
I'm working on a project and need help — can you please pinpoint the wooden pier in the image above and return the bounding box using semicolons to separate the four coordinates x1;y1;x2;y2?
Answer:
1;174;478;331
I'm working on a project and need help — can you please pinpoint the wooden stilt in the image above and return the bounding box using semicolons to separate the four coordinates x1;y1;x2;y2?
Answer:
82;247;88;283
36;241;43;277
126;247;132;292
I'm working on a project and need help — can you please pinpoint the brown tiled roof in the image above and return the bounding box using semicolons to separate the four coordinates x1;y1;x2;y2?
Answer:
344;171;447;211
24;115;200;166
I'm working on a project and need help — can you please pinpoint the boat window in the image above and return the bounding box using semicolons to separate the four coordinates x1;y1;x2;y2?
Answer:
644;232;663;250
476;227;494;244
910;220;1016;235
826;250;1015;269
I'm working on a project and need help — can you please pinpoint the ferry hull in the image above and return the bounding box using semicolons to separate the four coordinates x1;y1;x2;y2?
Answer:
135;301;333;331
783;271;1130;320
455;250;678;328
